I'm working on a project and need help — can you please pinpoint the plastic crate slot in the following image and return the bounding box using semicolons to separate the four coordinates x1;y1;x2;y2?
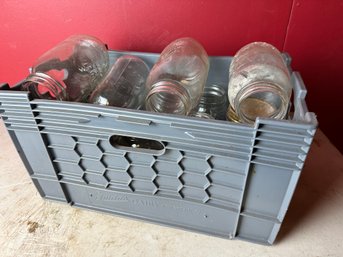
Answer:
107;182;133;192
251;154;303;168
178;173;210;189
180;157;211;175
101;154;130;170
257;128;308;138
256;134;307;146
50;148;80;163
128;166;156;180
2;116;36;122
154;176;180;191
4;123;37;131
82;173;109;187
104;170;131;185
180;186;209;202
79;158;106;174
206;185;242;204
257;124;309;137
252;149;302;163
109;135;165;156
208;168;246;187
45;133;76;147
253;141;305;155
152;161;183;177
129;180;158;194
206;199;240;211
257;132;307;144
54;162;84;176
75;143;103;159
250;157;300;170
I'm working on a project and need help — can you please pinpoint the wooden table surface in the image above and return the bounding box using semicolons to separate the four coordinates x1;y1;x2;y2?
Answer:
0;122;342;257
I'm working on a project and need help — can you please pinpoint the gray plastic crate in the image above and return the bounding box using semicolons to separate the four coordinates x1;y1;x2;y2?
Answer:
0;51;317;245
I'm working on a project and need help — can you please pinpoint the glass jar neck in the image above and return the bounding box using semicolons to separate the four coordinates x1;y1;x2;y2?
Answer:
145;80;191;115
24;72;67;100
234;82;289;124
226;104;240;123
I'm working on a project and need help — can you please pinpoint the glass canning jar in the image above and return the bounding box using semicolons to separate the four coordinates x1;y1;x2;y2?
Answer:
22;35;109;102
190;84;228;120
145;37;209;115
89;55;150;109
228;42;292;124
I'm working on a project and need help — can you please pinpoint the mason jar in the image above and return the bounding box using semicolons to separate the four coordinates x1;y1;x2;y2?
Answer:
145;38;209;115
22;35;109;102
190;84;228;120
228;42;292;124
89;55;150;109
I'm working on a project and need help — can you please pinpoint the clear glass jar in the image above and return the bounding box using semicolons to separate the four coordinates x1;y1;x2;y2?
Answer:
145;37;209;115
190;84;228;120
228;42;292;123
89;55;150;109
226;104;240;123
22;35;109;102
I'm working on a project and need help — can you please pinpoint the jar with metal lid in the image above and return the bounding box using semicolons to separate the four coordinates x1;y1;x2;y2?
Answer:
228;42;292;124
89;55;150;109
145;37;209;115
22;35;109;102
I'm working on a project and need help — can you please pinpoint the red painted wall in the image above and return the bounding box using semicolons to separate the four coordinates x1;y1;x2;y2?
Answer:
283;0;343;153
0;0;342;151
